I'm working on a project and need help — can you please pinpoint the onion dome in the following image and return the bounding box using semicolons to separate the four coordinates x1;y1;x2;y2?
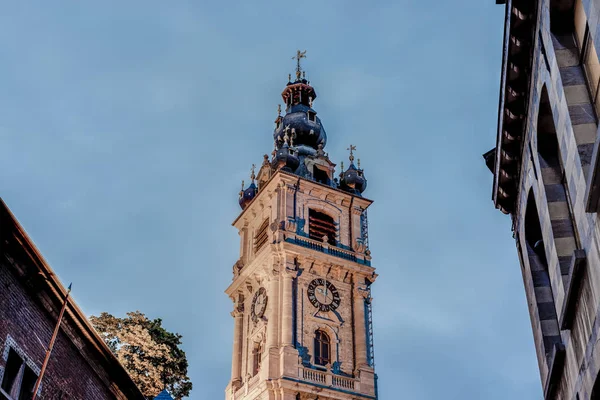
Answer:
238;165;258;209
273;51;327;151
339;145;367;195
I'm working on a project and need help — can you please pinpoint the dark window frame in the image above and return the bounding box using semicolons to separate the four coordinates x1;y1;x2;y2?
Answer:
314;330;331;366
0;348;36;400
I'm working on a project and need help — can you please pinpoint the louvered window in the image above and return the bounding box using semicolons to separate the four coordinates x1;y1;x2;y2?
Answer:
308;209;336;245
254;219;269;253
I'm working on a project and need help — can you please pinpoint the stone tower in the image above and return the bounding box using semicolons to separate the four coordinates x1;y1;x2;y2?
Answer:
225;53;378;400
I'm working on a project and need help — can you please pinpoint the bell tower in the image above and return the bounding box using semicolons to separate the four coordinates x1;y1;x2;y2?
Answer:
225;52;378;400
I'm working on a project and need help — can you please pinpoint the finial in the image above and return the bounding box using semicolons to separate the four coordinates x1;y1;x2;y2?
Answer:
277;104;281;117
250;164;256;182
341;161;344;171
357;159;361;168
347;144;356;163
302;71;306;80
239;180;245;197
288;73;291;82
309;97;313;108
292;50;307;81
263;154;269;166
290;129;296;147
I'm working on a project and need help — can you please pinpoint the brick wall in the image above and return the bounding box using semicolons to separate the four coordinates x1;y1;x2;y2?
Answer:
0;263;116;400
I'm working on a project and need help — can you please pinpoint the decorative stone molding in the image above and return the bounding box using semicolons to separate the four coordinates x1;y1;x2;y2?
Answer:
285;218;297;232
353;239;366;253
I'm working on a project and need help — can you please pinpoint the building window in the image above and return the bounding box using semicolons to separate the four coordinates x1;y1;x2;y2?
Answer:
307;111;316;122
252;342;262;376
253;219;269;253
314;330;330;366
573;0;600;117
308;209;336;245
1;348;36;400
313;166;329;185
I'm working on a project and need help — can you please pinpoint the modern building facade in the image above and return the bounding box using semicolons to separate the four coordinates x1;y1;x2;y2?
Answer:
486;0;600;398
225;55;378;400
0;199;145;400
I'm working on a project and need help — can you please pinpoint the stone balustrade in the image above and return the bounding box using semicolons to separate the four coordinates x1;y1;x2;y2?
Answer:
285;234;370;266
299;366;358;391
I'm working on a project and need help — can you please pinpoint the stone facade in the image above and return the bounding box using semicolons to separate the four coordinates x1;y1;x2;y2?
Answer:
225;172;377;400
488;0;600;398
0;199;144;400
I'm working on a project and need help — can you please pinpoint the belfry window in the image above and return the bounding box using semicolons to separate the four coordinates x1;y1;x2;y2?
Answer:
314;330;331;366
1;348;36;400
308;111;316;122
313;166;329;185
308;209;336;245
252;342;262;376
254;219;269;253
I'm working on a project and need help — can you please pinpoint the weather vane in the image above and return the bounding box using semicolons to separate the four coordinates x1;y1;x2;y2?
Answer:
347;144;356;163
277;104;281;117
292;50;307;81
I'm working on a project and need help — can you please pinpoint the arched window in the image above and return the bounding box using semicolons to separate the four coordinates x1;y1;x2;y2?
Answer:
537;85;579;277
252;342;262;376
308;209;336;245
549;0;598;168
524;190;561;361
314;330;331;366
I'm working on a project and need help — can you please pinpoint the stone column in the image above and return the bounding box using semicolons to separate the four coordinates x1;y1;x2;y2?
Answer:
353;285;368;369
230;306;244;387
281;267;298;347
267;269;280;349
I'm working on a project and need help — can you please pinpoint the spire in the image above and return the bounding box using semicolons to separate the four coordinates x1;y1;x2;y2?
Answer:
292;50;307;81
347;144;356;164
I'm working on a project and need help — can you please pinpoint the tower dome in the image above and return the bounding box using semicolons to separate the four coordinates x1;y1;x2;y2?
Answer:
273;51;327;152
340;145;367;195
238;165;258;209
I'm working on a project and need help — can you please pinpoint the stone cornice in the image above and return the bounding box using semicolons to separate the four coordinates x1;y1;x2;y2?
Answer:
492;0;538;215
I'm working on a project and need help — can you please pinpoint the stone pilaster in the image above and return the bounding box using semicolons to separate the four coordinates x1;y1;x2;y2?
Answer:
267;269;280;349
230;304;244;388
353;284;369;370
281;266;299;347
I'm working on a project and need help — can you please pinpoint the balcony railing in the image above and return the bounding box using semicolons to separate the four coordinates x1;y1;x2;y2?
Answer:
285;235;371;266
299;366;357;391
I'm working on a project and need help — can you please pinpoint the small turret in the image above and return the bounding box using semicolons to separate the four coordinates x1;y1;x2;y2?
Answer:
339;145;367;195
238;165;258;209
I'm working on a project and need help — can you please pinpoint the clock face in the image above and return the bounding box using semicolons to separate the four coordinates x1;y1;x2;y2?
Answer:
307;278;341;312
251;287;268;321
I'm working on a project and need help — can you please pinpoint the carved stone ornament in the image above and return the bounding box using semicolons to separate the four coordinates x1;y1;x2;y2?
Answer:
353;239;366;253
232;258;244;278
285;218;297;232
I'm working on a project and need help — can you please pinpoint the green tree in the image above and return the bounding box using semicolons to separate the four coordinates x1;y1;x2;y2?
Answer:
90;311;192;399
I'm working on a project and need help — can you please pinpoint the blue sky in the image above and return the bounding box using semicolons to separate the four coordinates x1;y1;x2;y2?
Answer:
0;1;542;398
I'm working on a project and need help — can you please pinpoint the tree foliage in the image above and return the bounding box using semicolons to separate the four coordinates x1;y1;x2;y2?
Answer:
90;311;192;399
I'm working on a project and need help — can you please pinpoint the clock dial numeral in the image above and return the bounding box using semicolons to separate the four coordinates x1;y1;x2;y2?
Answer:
306;278;341;312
